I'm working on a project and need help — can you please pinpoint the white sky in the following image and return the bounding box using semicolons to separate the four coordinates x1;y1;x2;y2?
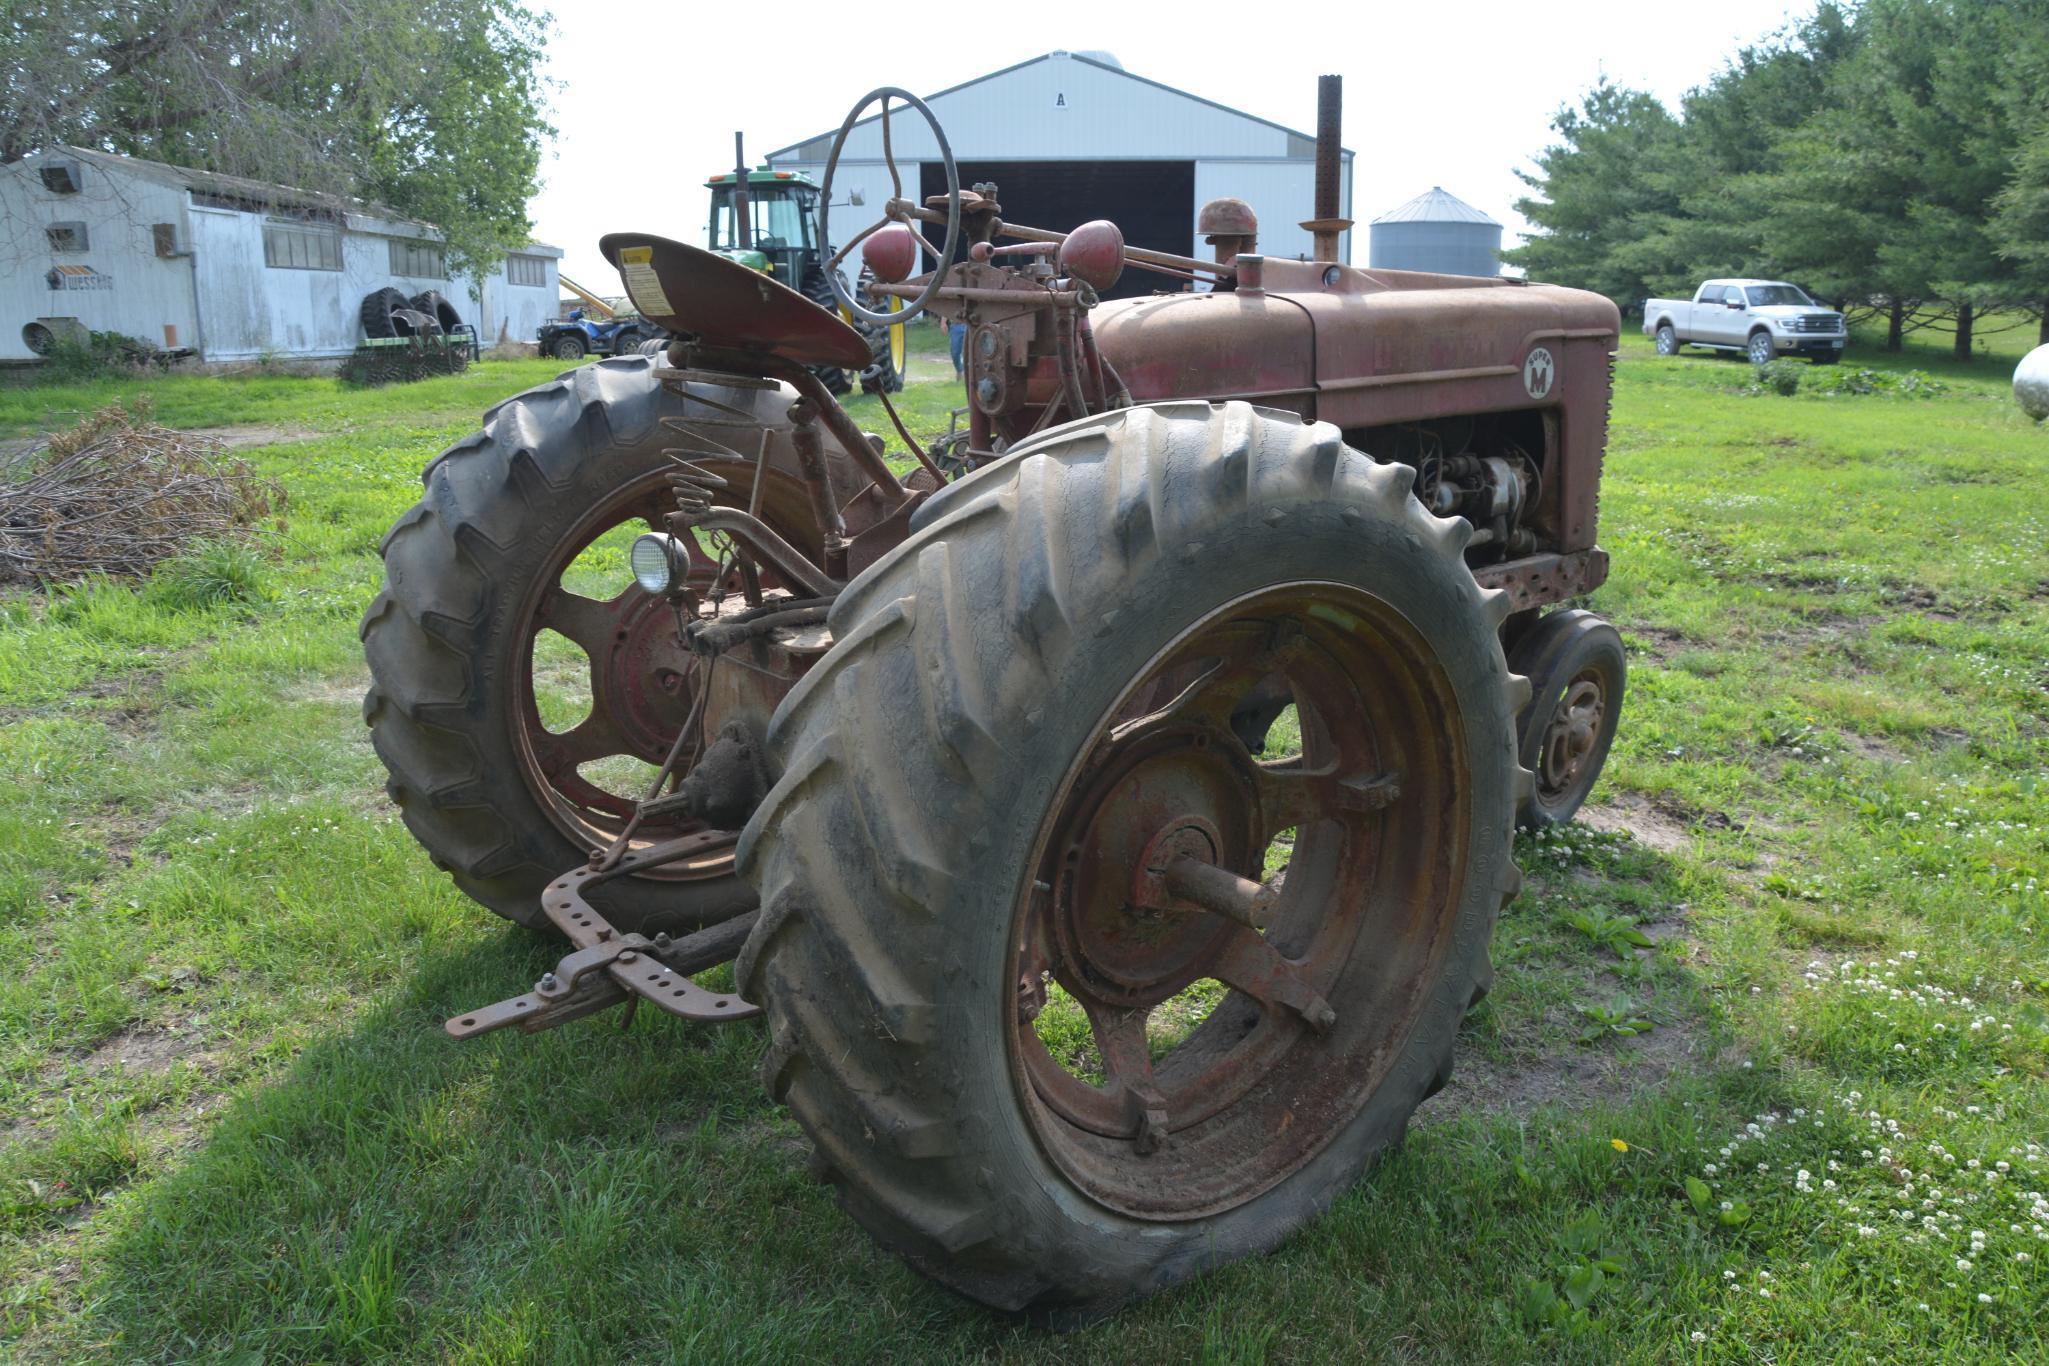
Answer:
531;0;1814;291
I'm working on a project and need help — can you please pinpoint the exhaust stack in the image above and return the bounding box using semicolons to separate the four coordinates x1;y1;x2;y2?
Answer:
1300;75;1353;264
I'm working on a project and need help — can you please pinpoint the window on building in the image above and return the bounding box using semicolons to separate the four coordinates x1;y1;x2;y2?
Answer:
507;254;549;288
46;222;88;252
263;218;342;271
389;238;446;277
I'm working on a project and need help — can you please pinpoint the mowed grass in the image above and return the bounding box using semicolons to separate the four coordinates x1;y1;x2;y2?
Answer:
1;315;2044;1362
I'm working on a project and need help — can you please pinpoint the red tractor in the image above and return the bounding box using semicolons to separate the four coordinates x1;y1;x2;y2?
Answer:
362;81;1625;1320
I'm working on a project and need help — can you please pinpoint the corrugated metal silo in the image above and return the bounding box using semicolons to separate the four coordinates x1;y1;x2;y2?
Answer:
1368;187;1501;277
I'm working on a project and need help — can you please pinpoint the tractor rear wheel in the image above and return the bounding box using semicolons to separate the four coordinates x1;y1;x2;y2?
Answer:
362;354;848;935
737;401;1527;1320
800;272;853;396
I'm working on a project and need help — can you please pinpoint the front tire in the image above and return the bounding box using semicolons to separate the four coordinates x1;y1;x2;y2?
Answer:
551;333;587;361
737;402;1528;1319
1746;330;1775;367
1510;609;1624;829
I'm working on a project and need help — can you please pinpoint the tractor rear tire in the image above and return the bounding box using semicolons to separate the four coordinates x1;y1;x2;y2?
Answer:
411;290;464;333
361;287;411;340
800;273;853;396
362;354;846;936
737;401;1527;1320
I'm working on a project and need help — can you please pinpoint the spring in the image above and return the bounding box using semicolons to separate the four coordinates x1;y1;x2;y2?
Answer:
663;461;729;518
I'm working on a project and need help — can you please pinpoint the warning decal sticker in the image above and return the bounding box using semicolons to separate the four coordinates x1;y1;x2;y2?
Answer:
617;246;672;318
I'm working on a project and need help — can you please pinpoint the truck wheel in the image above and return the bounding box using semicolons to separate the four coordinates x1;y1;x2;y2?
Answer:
1654;323;1678;356
738;401;1527;1320
362;355;849;935
1746;330;1774;367
551;334;587;361
1509;609;1624;830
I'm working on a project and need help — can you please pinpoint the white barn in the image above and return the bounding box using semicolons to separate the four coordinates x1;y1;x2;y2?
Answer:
1;146;562;363
766;51;1353;292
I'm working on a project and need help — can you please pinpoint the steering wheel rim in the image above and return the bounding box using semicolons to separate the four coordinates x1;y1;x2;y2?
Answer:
818;86;960;327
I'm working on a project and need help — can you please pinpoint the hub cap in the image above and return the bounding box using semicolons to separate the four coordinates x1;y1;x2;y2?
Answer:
1535;671;1605;806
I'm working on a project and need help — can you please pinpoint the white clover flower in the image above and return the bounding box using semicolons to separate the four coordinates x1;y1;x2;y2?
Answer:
1691;1331;1707;1343
1978;1293;1993;1304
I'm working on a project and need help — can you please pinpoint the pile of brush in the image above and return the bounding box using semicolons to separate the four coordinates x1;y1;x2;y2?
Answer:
0;401;285;585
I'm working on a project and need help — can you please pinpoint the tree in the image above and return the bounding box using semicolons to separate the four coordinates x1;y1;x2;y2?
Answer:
0;0;553;279
1503;80;1687;308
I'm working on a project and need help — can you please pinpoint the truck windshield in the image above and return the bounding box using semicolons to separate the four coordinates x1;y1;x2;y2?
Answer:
1745;285;1813;307
710;189;814;253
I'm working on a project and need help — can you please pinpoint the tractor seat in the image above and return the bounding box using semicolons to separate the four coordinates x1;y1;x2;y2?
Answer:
598;233;870;370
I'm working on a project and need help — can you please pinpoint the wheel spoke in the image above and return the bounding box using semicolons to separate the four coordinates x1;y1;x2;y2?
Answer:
1121;625;1313;740
1252;762;1400;832
1211;929;1337;1033
1083;999;1169;1153
532;712;633;773
536;586;630;656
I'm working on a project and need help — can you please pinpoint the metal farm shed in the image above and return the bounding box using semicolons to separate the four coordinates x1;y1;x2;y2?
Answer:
1;146;562;363
767;51;1353;293
1367;187;1502;278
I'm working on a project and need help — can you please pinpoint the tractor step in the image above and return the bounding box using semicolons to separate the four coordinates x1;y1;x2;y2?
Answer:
445;834;760;1039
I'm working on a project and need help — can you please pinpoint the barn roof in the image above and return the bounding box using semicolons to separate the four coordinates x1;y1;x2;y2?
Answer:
1372;186;1497;226
766;51;1352;161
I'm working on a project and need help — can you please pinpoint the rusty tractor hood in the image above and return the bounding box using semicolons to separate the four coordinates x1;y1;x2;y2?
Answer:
1090;259;1619;430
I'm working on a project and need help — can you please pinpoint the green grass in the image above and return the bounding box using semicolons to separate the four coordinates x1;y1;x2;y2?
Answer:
2;318;2045;1362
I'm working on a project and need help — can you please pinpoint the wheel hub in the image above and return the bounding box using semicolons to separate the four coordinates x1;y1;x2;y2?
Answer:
1537;673;1605;801
1009;585;1469;1221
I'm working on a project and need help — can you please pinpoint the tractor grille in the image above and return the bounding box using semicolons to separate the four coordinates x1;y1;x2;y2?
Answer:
1790;313;1842;333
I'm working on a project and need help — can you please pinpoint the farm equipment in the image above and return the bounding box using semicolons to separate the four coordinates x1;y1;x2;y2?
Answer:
536;301;660;361
706;142;905;396
363;79;1626;1320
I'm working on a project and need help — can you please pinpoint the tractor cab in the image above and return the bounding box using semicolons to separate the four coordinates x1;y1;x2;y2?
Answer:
706;168;823;289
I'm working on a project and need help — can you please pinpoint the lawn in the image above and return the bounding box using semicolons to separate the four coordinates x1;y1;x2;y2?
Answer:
1;316;2043;1362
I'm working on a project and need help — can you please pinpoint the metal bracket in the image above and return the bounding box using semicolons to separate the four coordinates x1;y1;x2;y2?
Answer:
445;834;760;1040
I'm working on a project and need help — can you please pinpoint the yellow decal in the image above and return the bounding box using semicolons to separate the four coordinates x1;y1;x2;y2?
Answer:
617;246;673;318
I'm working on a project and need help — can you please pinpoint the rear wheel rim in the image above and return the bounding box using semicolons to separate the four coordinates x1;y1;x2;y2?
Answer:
509;472;797;880
1008;582;1470;1219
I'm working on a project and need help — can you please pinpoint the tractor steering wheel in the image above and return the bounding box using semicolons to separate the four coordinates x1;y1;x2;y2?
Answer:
818;86;959;327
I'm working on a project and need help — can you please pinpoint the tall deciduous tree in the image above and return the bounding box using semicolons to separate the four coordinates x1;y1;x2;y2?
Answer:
0;0;553;279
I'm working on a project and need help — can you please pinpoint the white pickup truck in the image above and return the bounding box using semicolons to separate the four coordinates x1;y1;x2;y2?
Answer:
1643;279;1847;366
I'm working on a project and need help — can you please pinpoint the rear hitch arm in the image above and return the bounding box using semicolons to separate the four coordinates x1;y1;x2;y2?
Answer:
444;835;761;1040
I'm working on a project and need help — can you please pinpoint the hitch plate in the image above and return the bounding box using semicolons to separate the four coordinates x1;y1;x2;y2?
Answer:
445;834;760;1039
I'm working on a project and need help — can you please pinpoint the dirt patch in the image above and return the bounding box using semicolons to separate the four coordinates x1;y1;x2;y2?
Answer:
1846;732;1908;765
1576;793;1700;857
83;1022;211;1078
1624;624;1687;666
181;424;321;450
1421;1018;1704;1124
283;672;370;708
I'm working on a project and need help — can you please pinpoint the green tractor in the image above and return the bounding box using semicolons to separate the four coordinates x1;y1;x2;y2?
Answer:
706;167;905;395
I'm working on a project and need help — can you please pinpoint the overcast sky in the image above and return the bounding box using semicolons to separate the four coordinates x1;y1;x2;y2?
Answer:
531;0;1814;291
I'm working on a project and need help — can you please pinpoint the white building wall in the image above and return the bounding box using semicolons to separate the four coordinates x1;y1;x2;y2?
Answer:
2;148;559;362
0;154;199;361
772;53;1355;269
1194;160;1353;265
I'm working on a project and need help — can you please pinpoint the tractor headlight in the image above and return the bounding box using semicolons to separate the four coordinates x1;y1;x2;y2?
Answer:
630;532;687;596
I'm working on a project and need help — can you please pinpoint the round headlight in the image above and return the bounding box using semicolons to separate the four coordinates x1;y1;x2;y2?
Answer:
629;532;684;595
